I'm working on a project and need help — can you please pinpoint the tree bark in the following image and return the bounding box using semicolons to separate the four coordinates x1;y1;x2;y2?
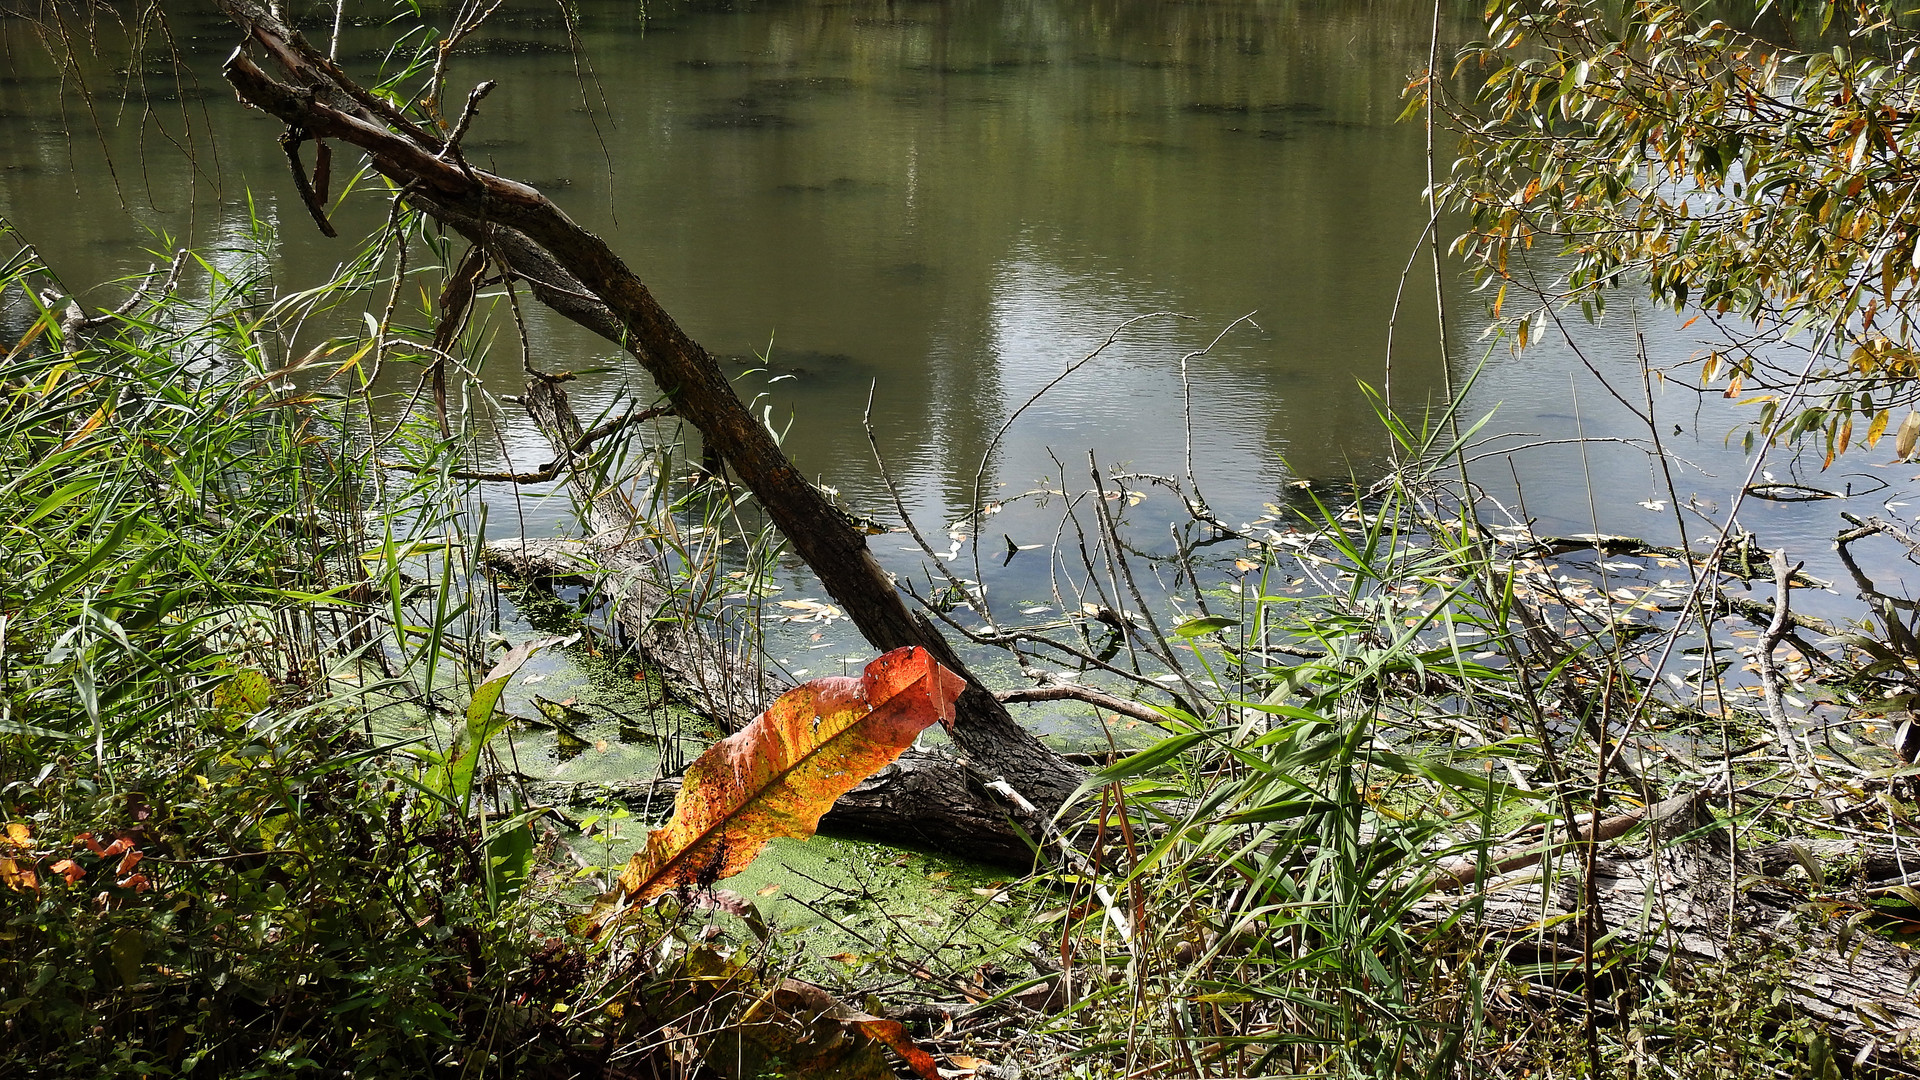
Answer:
211;0;1085;813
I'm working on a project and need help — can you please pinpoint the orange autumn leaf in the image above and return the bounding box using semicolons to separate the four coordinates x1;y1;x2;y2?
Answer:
770;978;944;1080
0;857;37;892
78;833;130;859
612;647;964;905
49;859;85;885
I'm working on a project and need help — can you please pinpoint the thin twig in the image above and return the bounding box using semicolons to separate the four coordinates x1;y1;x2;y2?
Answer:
1755;548;1811;776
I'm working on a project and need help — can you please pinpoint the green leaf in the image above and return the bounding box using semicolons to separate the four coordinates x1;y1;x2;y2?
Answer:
1368;750;1525;800
442;634;576;813
1093;729;1219;781
23;475;102;527
0;717;82;740
28;515;139;609
213;669;273;725
485;823;535;910
1175;615;1239;638
117;587;194;632
110;927;146;987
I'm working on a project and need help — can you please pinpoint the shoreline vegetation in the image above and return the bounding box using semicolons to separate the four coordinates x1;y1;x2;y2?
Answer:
6;0;1920;1077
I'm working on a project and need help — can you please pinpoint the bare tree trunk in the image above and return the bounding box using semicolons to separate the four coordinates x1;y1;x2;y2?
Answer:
210;0;1085;813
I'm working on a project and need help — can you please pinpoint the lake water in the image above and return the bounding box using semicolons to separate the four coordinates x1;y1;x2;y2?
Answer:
4;0;1915;736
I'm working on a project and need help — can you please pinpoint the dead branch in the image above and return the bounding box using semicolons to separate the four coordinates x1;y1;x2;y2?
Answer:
1417;792;1920;1075
213;0;1085;813
385;404;676;483
1427;789;1700;892
278;127;337;237
1756;548;1811;775
993;684;1170;728
1843;511;1920;564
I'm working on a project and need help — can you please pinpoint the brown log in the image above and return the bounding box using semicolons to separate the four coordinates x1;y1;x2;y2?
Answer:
212;0;1085;814
1416;792;1920;1074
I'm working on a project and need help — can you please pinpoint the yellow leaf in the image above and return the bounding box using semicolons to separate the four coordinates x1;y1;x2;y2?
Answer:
329;338;377;377
1867;408;1891;448
0;857;37;893
54;405;107;453
6;318;50;364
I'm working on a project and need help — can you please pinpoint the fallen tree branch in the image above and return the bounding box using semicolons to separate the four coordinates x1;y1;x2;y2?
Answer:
1418;792;1920;1074
1427;789;1701;892
1722;595;1842;641
485;369;1048;868
1517;532;1829;587
1843;512;1920;564
483;534;782;732
214;0;1086;814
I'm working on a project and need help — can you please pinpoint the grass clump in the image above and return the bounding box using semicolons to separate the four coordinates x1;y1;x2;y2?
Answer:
0;225;595;1077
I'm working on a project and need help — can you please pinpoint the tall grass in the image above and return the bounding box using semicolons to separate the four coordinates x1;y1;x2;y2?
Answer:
0;216;598;1077
941;371;1875;1078
958;391;1514;1078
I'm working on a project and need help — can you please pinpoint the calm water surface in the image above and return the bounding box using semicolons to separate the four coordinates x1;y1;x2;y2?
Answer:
3;0;1453;492
4;0;1913;721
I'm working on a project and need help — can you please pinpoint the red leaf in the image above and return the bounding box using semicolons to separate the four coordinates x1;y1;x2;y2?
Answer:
609;647;963;908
